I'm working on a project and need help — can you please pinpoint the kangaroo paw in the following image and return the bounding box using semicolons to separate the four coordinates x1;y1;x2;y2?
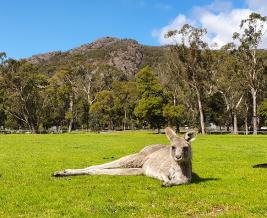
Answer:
161;181;173;187
52;170;68;177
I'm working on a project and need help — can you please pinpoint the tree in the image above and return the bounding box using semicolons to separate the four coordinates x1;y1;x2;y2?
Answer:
157;56;187;109
163;104;185;132
90;90;117;130
66;58;125;131
233;12;267;134
240;94;252;135
134;67;165;133
158;49;200;130
42;78;69;131
112;81;139;130
0;52;6;64
51;69;77;132
206;92;227;131
217;44;246;134
50;61;102;132
0;60;48;132
72;64;104;130
166;24;216;134
258;99;267;127
0;52;7;128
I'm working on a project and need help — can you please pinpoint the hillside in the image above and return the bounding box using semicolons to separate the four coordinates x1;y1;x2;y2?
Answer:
23;36;267;83
24;37;168;78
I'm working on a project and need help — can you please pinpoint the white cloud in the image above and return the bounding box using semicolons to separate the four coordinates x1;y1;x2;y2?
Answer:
152;15;194;45
152;0;267;48
199;9;252;47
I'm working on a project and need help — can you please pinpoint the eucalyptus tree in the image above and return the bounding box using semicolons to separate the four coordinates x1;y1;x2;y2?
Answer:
0;52;7;127
134;66;166;133
233;12;267;134
0;59;48;132
0;52;6;64
165;24;216;134
157;51;184;107
158;49;200;129
90;90;117;130
51;68;78;132
72;64;104;130
112;81;139;130
217;43;246;134
258;99;267;127
163;103;185;132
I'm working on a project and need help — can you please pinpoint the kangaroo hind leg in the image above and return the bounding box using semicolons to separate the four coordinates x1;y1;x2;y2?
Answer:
52;153;143;177
87;168;144;175
83;153;141;170
52;168;143;177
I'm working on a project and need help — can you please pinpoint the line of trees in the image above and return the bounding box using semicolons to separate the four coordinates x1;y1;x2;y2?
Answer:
0;13;267;134
164;12;267;134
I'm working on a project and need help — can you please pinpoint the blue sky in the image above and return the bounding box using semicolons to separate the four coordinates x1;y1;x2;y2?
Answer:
0;0;265;59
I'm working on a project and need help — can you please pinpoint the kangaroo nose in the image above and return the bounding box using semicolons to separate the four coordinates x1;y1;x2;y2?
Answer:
176;155;182;160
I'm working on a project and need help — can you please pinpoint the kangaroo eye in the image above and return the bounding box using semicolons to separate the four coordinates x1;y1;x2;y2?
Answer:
171;146;176;150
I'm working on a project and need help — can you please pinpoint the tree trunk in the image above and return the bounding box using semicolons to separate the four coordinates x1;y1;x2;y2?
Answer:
130;116;134;130
251;88;257;135
30;123;37;134
245;114;248;135
233;112;238;134
86;104;90;131
195;88;205;134
68;118;73;133
86;114;89;131
245;103;249;135
173;95;177;106
123;109;127;131
68;94;74;133
86;94;93;131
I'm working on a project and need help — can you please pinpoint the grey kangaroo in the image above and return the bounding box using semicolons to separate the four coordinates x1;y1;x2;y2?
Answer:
52;127;196;187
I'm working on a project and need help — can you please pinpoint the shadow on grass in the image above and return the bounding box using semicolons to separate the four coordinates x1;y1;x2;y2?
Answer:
192;172;220;184
149;132;165;135
252;163;267;168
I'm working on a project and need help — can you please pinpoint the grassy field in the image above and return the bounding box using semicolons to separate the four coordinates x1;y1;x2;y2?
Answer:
0;132;266;217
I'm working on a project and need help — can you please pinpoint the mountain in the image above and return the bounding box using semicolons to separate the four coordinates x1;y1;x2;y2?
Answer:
24;37;168;77
23;37;267;80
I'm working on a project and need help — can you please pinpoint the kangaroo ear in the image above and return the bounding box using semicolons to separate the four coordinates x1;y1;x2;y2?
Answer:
165;127;177;142
184;131;197;142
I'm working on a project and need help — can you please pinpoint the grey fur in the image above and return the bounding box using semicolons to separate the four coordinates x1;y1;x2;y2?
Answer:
52;127;196;187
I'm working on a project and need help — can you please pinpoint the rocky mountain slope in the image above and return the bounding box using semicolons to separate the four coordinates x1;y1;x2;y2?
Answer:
25;37;167;77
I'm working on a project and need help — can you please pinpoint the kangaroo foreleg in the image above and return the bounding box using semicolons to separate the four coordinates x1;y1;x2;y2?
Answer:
161;175;190;187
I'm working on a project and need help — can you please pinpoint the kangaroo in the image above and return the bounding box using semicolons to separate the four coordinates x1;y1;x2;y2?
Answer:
52;127;196;187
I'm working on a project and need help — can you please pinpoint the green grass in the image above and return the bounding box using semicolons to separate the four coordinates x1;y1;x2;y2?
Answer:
0;132;266;217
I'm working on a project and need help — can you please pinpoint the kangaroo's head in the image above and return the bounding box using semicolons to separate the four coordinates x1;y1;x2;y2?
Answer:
165;127;196;162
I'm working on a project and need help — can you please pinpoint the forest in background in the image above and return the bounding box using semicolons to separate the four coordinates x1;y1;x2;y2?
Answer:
0;13;267;134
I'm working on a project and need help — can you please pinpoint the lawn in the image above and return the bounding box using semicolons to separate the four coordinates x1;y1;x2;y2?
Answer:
0;132;266;217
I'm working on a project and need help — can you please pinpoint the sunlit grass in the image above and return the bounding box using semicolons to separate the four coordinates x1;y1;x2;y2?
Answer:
0;132;266;217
